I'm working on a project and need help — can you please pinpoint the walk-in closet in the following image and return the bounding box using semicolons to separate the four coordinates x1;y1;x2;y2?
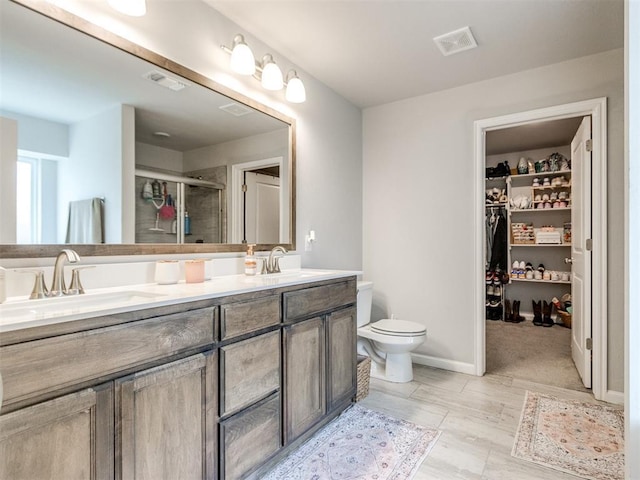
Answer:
484;116;589;392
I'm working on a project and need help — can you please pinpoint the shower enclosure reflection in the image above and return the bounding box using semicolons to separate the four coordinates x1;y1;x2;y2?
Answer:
135;171;224;244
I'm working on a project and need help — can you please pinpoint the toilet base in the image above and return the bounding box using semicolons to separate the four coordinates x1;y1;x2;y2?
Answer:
370;352;414;383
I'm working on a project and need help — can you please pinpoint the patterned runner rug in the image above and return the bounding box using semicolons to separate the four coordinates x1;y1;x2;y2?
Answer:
512;391;625;480
262;404;441;480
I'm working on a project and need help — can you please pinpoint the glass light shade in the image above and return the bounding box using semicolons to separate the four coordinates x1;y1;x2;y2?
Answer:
230;42;255;75
108;0;146;16
261;58;284;91
285;75;306;103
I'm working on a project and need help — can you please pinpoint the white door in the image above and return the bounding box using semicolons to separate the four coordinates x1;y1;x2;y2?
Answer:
570;116;592;388
244;172;280;244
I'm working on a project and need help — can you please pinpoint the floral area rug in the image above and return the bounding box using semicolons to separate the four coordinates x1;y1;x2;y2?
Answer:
512;391;624;480
262;404;441;480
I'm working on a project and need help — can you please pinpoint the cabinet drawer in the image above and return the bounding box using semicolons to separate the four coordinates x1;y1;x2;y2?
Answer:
220;295;280;340
220;330;280;417
220;394;281;480
284;280;356;321
0;308;215;407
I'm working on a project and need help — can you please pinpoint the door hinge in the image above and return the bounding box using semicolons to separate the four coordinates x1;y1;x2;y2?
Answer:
242;184;247;193
586;338;593;350
586;139;593;152
586;238;593;251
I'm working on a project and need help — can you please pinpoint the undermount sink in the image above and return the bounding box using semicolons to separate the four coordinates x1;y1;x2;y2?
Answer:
0;290;166;325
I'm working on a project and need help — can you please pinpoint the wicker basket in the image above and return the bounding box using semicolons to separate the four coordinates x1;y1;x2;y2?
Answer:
558;311;572;328
355;355;372;402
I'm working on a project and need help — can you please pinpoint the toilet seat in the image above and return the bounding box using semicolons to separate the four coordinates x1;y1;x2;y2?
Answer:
370;319;426;337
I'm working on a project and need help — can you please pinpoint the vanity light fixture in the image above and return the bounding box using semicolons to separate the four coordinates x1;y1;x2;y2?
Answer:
229;34;256;75
108;0;146;17
260;54;283;91
221;34;306;103
285;70;306;103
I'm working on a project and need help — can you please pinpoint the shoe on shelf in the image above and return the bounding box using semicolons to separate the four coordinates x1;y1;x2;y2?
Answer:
542;300;554;327
525;270;534;280
534;271;543;280
518;260;526;269
543;177;551;187
486;271;494;284
537;264;545;272
532;300;543;326
493;284;502;297
487;285;495;296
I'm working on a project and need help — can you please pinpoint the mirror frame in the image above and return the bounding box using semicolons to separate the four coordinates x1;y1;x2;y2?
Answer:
1;0;296;258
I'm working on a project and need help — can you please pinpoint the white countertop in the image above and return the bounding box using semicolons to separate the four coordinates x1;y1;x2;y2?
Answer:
0;269;361;333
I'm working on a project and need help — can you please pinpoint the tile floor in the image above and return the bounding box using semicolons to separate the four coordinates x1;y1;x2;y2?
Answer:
358;364;612;480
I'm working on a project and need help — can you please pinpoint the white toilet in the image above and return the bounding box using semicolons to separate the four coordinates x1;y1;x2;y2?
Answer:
356;281;426;383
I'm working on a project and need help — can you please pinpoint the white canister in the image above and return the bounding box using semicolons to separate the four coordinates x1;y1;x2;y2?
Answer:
203;259;213;280
154;260;179;285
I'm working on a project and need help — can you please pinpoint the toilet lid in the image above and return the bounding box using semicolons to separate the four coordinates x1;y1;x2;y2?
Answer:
370;319;426;336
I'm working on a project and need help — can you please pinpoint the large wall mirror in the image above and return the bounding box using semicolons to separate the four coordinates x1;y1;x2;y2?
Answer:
0;0;296;258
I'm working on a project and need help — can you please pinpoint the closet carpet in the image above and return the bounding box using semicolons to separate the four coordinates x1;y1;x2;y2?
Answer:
486;320;589;393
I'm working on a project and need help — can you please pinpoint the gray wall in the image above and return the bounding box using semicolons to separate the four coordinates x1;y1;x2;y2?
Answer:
363;49;624;392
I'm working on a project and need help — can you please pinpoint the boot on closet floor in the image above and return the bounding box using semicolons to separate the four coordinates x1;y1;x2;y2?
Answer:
513;300;525;323
532;300;543;326
504;299;513;322
542;300;554;327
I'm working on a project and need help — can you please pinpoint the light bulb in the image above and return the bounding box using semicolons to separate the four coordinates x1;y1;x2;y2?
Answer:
285;71;306;103
261;55;283;91
108;0;146;16
230;35;255;75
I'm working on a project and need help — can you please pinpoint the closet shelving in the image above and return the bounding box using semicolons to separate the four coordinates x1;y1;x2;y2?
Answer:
486;167;572;322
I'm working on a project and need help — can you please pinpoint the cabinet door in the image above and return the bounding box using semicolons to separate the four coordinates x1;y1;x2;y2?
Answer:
327;307;357;410
283;316;325;444
115;352;217;480
0;383;113;480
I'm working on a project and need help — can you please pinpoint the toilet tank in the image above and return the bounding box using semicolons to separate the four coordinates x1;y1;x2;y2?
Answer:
356;281;373;328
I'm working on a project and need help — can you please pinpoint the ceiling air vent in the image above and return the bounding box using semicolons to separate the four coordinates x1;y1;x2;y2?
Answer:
143;70;189;91
433;26;478;56
219;102;253;117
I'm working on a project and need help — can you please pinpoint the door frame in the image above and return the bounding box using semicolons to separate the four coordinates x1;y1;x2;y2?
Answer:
473;97;609;401
230;157;285;244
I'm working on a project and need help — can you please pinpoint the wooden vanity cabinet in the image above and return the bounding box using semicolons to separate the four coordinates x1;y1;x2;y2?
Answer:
218;295;282;480
282;280;357;446
0;276;357;480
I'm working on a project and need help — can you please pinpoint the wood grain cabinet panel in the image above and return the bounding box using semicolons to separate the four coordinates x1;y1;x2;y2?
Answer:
0;307;215;408
283;280;355;321
283;316;326;444
327;307;357;410
115;352;217;480
0;383;114;480
220;295;280;340
220;330;280;417
219;393;281;480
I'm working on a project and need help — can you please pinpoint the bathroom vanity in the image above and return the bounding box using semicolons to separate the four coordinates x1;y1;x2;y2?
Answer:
0;272;357;480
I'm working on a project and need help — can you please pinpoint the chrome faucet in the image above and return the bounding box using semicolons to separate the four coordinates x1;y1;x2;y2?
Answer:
49;249;81;296
263;246;288;274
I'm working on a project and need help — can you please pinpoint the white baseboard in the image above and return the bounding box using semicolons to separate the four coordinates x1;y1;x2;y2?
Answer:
411;353;476;376
603;389;624;405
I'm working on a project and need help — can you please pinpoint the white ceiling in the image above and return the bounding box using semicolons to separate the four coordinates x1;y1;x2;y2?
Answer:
207;0;624;109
